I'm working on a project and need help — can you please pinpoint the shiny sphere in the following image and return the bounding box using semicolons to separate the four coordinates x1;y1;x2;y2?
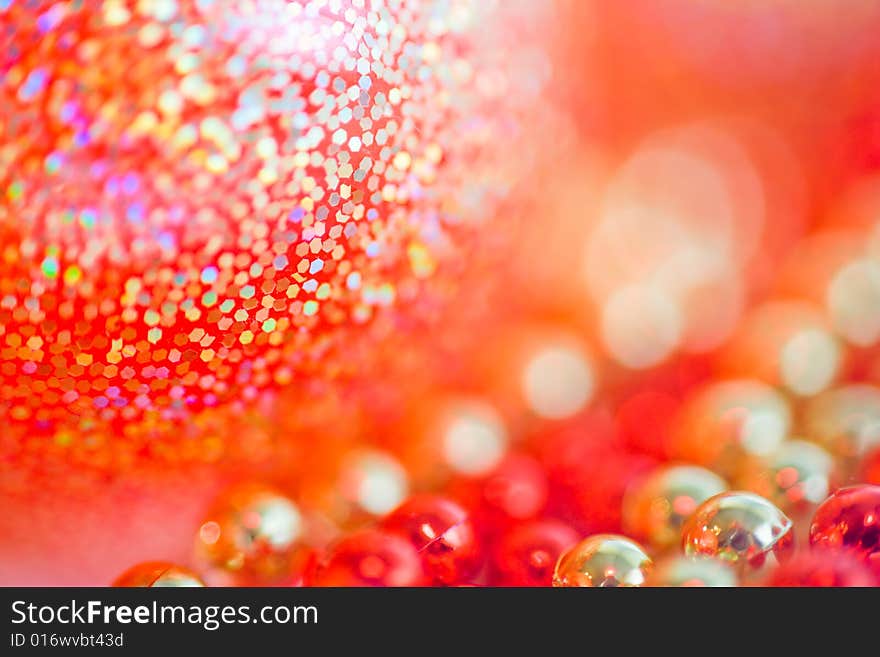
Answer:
195;483;307;585
492;520;578;587
810;485;880;569
760;550;878;587
311;530;425;587
381;495;481;585
670;380;791;477
113;562;204;587
736;440;834;512
647;556;738;587
622;464;728;549
803;385;880;459
681;491;794;569
552;534;653;587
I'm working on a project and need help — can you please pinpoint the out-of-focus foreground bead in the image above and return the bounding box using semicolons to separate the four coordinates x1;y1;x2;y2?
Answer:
552;534;652;587
381;495;481;585
681;491;794;569
113;562;204;587
735;440;834;513
810;485;880;571
492;519;578;587
194;483;310;585
622;464;728;549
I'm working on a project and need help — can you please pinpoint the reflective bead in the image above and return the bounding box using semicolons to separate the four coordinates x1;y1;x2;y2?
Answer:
622;464;728;549
681;491;794;569
670;380;791;476
552;534;652;587
647;556;737;587
736;440;834;512
803;385;880;460
113;562;204;587
195;483;308;585
381;495;482;585
311;530;426;587
492;520;578;586
810;485;880;570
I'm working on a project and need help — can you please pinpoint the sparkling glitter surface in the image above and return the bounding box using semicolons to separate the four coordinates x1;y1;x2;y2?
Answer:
0;1;545;455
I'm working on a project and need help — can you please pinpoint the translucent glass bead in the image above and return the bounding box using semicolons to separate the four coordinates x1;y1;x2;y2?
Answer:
622;464;728;549
809;485;880;570
736;440;834;512
381;495;482;585
113;562;204;587
195;483;308;585
647;556;737;587
552;534;652;587
311;530;426;587
681;491;794;569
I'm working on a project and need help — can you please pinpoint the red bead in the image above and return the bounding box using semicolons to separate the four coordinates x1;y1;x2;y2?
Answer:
761;550;878;587
312;530;426;587
479;454;549;522
381;494;481;585
492;520;578;586
810;485;880;571
449;453;549;538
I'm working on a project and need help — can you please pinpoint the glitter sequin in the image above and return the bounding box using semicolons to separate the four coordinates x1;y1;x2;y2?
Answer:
0;1;542;458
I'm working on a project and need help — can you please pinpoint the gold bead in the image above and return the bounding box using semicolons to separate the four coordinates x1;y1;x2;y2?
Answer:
553;534;652;587
622;464;728;549
681;491;794;570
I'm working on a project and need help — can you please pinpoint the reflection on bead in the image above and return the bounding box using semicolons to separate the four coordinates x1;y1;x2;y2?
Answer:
381;495;482;585
622;464;728;549
647;556;737;587
761;550;878;587
681;491;794;569
493;520;578;587
195;483;307;585
311;530;426;587
810;485;880;569
736;440;834;512
552;534;652;587
113;562;204;588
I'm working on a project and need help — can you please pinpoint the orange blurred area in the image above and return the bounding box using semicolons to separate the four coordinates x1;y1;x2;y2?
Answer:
4;0;880;585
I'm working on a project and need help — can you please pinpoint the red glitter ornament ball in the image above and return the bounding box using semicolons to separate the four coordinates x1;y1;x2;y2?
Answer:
311;529;426;587
810;485;880;571
381;494;481;585
0;0;545;441
761;550;878;587
492;519;578;587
